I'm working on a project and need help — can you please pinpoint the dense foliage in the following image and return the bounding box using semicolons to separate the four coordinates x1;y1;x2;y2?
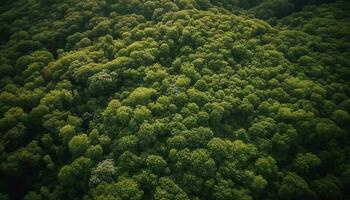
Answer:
0;0;349;199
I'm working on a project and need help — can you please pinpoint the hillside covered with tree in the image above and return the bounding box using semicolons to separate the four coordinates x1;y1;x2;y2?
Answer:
0;0;349;199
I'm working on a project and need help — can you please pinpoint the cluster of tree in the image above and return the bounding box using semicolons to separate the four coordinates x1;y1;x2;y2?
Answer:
0;0;349;199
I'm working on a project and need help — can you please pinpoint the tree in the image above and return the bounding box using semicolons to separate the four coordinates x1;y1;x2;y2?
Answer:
254;156;278;178
40;89;73;110
114;135;139;153
209;103;225;125
331;109;350;126
212;179;252;200
133;170;158;193
59;124;76;144
145;155;167;174
90;159;117;186
133;106;152;123
92;178;143;200
93;20;112;37
2;123;27;152
118;151;141;172
207;138;229;162
0;107;28;131
29;104;50;125
153;177;190;200
68;134;90;157
293;152;321;174
172;148;216;183
137;122;157;147
0;1;349;199
89;129;100;145
124;87;157;106
77;38;91;49
251;175;267;193
1;141;42;174
102;99;122;126
88;70;118;95
278;172;311;200
187;88;209;106
181;127;213;148
86;145;103;161
58;157;92;187
195;0;210;9
311;175;342;200
116;106;134;126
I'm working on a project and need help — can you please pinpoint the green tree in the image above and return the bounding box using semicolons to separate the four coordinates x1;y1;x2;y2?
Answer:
153;177;190;200
124;87;157;106
59;124;76;144
68;134;90;158
145;155;167;174
278;172;311;200
92;178;143;200
293;152;321;174
90;159;117;186
58;157;92;197
88;70;118;95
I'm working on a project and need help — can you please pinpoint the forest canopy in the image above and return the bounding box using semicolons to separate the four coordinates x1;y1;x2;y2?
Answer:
0;0;349;199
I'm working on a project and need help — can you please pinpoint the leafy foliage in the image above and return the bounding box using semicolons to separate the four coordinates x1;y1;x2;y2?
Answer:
0;0;349;199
